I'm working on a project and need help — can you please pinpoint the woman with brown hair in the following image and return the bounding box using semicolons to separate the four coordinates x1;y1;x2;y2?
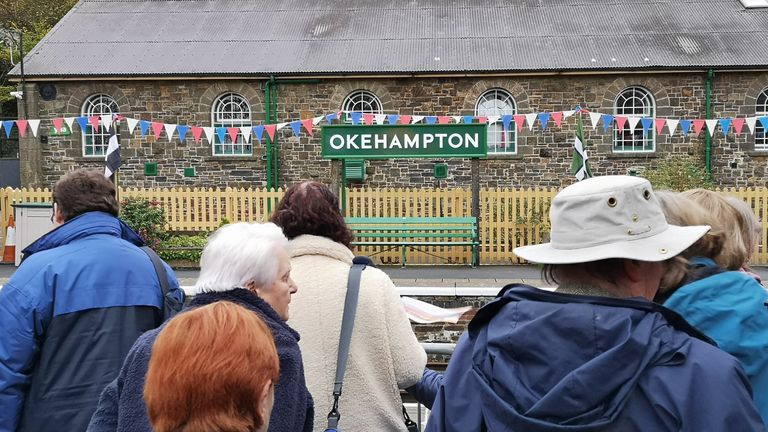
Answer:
271;181;426;432
144;301;279;432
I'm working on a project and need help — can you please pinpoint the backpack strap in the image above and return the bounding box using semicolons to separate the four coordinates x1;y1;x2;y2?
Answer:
140;246;183;320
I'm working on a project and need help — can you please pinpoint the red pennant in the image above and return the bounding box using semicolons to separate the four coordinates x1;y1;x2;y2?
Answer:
265;125;276;141
551;112;563;127
151;122;164;139
89;116;100;131
191;126;204;143
513;115;525;132
692;119;705;135
399;115;412;125
52;118;64;133
227;127;239;143
654;119;666;135
301;119;314;137
16;120;28;138
437;116;450;124
477;117;487;124
363;114;374;125
732;118;745;135
615;116;627;130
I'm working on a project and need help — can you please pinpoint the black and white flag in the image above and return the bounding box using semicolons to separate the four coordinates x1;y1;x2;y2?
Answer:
104;114;122;179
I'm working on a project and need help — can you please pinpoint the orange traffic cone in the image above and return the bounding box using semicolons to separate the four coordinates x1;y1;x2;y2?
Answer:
2;213;16;264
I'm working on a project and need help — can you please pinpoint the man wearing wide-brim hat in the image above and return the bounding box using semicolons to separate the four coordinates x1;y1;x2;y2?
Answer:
413;175;765;431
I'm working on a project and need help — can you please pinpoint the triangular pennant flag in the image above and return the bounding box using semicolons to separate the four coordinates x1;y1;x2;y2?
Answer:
252;125;264;143
350;112;362;125
176;125;189;142
615;116;627;130
164;124;177;142
525;113;537;131
588;112;602;130
485;115;499;125
15;120;27;138
312;116;324;126
77;116;89;131
276;122;288;130
237;126;251;144
2;121;12;138
126;117;139;135
477;117;487;124
100;115;113;130
437;116;451;124
387;114;400;125
301;119;314;137
374;114;387;125
265;124;276;141
400;115;412;125
759;116;768;131
501;115;513;131
705;119;718;137
151;122;164;140
551;111;563;127
452;116;462;123
538;113;551;130
64;117;76;131
191;126;204;143
363;114;374;125
627;117;641;133
215;127;227;143
290;121;302;137
732;118;745;135
641;118;653;135
692;119;705;135
666;119;678;136
654;119;666;135
679;119;692;136
325;112;338;123
601;115;614;133
463;116;474;124
203;127;215;143
412;115;425;124
89;116;100;131
513;115;525;132
28;119;40;138
139;120;151;137
227;127;239;143
52;118;64;133
719;118;732;136
746;117;757;135
425;116;438;125
563;110;576;118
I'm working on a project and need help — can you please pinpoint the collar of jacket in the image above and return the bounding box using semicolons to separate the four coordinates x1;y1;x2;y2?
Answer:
21;211;144;258
288;234;354;264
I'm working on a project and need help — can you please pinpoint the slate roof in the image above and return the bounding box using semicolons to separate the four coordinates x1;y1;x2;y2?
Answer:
11;0;768;78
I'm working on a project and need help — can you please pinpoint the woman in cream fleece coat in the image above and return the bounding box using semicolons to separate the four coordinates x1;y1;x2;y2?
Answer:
272;181;427;432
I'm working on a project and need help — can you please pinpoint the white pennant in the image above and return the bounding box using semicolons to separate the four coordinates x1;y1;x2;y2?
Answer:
100;115;113;130
239;126;252;144
525;113;537;131
64;117;76;131
276;122;288;130
126;117;139;134
705;119;718;137
312;115;324;125
164;124;177;142
411;115;425;124
746;117;757;135
374;114;387;125
28;119;41;138
627;117;641;133
666;119;678;136
563;110;576;118
487;115;500;125
203;127;215;143
588;112;602;130
452;116;462;123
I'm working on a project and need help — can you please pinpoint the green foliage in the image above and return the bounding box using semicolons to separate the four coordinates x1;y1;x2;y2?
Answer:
157;234;208;262
120;197;167;249
218;218;230;228
642;156;713;191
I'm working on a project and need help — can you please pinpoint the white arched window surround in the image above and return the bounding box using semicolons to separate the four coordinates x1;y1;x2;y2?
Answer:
342;90;383;122
211;92;252;156
756;88;768;151
475;89;517;155
613;86;656;152
81;94;118;157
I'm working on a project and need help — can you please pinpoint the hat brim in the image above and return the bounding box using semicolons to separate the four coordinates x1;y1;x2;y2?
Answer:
513;224;710;264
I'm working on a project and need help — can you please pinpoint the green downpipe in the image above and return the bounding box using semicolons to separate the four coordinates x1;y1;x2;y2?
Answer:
705;69;715;178
270;75;279;191
341;160;347;214
264;81;272;191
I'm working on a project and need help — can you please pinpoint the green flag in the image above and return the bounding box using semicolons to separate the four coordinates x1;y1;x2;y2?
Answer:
571;111;593;181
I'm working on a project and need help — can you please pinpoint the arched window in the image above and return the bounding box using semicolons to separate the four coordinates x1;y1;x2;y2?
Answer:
211;93;252;155
342;90;383;122
475;89;517;154
756;88;768;151
82;94;118;156
613;87;655;152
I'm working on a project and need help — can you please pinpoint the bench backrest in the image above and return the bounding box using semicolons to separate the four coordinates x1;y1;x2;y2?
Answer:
346;217;477;236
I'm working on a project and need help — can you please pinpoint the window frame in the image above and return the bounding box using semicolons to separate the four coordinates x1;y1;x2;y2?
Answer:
211;92;253;156
756;88;768;151
342;90;383;122
81;94;119;157
612;86;656;153
475;89;517;155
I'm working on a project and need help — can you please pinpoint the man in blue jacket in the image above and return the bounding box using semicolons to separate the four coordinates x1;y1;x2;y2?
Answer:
0;169;182;432
414;176;765;431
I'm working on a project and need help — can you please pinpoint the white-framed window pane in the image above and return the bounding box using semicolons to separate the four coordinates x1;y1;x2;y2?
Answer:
342;90;382;122
212;93;252;155
756;88;768;151
475;89;516;154
613;87;655;152
82;94;118;157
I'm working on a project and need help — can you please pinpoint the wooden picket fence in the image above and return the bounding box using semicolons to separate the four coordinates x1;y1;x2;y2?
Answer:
2;186;767;265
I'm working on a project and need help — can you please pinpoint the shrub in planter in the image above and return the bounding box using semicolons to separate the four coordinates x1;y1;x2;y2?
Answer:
158;234;209;263
120;197;167;249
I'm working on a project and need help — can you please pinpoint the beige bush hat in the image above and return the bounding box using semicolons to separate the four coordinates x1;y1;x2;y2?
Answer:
514;176;709;264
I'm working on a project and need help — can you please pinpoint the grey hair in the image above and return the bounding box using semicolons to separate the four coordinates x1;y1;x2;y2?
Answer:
190;222;288;295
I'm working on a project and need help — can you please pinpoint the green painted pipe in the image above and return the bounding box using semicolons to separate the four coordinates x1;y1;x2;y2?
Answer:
705;69;715;178
264;80;272;191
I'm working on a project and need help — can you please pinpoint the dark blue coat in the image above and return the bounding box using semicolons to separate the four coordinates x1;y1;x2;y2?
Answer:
87;288;314;432
0;211;180;432
423;284;765;432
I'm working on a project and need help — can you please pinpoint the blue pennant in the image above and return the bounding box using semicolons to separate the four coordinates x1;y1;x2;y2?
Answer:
463;116;474;124
176;125;189;142
759;116;768;130
215;127;227;143
290;121;302;137
641;118;653;134
602;115;614;133
425;116;437;125
76;116;89;132
253;125;265;142
537;112;550;130
2;121;13;138
501;115;513;131
325;113;338;123
139;120;151;137
350;112;362;125
679;120;692;136
719;118;732;136
387;114;399;125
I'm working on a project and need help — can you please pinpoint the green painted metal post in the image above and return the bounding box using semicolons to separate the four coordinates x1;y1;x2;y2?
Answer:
264;81;272;191
705;69;715;178
341;159;347;214
270;75;279;191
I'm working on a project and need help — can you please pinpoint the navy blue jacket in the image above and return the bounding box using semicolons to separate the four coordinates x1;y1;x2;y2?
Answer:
0;211;180;432
422;284;765;432
87;288;314;432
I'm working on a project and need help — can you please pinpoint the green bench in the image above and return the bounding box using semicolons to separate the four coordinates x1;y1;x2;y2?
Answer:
345;216;479;267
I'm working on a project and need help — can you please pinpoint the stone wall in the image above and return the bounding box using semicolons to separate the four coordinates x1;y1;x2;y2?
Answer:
20;71;768;188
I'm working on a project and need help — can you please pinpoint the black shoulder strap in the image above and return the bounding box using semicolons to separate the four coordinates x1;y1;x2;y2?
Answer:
141;246;183;320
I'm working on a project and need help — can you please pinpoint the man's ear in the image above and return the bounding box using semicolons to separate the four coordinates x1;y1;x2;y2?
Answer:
622;259;644;283
54;204;65;224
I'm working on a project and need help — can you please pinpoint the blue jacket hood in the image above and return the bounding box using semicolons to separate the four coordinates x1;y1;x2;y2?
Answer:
22;211;143;258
